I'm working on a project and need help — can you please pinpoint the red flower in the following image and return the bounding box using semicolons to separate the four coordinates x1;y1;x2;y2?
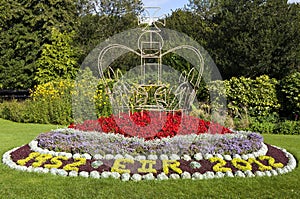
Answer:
68;111;233;140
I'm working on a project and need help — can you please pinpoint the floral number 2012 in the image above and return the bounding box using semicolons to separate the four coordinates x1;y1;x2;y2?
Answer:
209;156;284;172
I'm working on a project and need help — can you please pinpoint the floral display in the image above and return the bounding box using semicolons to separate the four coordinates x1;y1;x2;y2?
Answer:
68;111;232;140
2;138;297;181
35;129;263;156
1;112;297;181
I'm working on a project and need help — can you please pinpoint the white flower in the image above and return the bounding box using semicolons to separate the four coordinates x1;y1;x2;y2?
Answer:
49;151;56;156
124;154;134;160
111;172;121;179
147;154;158;160
182;155;191;161
194;153;203;161
57;169;68;176
235;171;245;178
114;154;124;159
276;168;284;175
101;171;111;178
203;171;214;179
159;154;168;160
216;154;223;159
29;140;38;150
169;154;180;160
215;172;225;178
157;173;168;180
244;170;255;177
104;154;114;160
181;172;191;179
121;173;131;181
27;166;34;173
73;153;81;159
223;155;232;161
204;154;213;160
134;155;146;161
255;171;264;177
270;169;278;176
94;154;103;160
82;153;92;160
192;172;203;180
69;171;78;177
225;171;234;178
143;173;155;180
247;154;255;159
33;167;44;173
170;174;180;180
190;161;201;169
79;171;89;178
50;168;59;175
131;174;142;181
233;154;241;159
265;171;272;177
42;168;49;173
241;154;248;160
90;171;100;178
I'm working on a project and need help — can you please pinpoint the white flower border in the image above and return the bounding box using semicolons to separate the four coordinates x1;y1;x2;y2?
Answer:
2;141;297;181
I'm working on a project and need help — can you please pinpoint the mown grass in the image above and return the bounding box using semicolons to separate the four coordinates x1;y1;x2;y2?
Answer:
0;118;299;199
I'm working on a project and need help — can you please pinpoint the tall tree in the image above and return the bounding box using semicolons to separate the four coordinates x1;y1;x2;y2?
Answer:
74;0;144;66
0;0;79;89
188;0;300;79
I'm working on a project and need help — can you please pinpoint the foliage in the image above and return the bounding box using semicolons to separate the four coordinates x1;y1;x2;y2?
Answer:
274;120;300;135
75;0;143;63
35;28;79;84
278;72;300;119
188;0;300;80
0;100;27;123
0;0;79;89
225;75;280;118
29;79;74;124
72;68;99;122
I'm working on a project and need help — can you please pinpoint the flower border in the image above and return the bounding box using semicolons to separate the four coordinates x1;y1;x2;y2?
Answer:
2;140;297;181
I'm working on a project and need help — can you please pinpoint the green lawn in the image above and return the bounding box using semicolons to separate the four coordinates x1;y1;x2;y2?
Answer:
0;118;299;199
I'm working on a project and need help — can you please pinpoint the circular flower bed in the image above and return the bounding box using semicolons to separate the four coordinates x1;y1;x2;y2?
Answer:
2;112;297;181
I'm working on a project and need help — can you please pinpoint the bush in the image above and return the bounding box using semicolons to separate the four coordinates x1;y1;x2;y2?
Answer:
0;100;27;123
278;72;300;119
29;79;74;125
225;75;280;118
274;120;300;135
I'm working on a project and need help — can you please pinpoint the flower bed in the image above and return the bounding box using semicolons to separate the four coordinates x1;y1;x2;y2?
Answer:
69;111;232;140
1;111;297;181
2;138;297;181
35;129;263;156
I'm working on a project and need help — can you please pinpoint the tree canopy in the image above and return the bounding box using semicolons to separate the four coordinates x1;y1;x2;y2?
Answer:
0;0;299;89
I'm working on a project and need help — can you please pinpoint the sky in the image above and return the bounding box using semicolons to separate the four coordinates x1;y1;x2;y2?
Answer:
142;0;300;16
142;0;189;16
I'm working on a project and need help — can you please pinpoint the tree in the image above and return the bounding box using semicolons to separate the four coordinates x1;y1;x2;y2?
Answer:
74;0;144;67
188;0;300;79
35;28;79;84
0;0;79;89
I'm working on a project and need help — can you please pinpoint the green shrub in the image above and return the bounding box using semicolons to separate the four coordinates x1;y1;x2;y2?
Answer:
225;75;280;118
32;79;73;124
0;100;27;123
274;120;300;135
278;72;300;119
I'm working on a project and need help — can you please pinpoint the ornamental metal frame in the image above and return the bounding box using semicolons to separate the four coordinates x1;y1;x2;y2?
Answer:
97;7;204;116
